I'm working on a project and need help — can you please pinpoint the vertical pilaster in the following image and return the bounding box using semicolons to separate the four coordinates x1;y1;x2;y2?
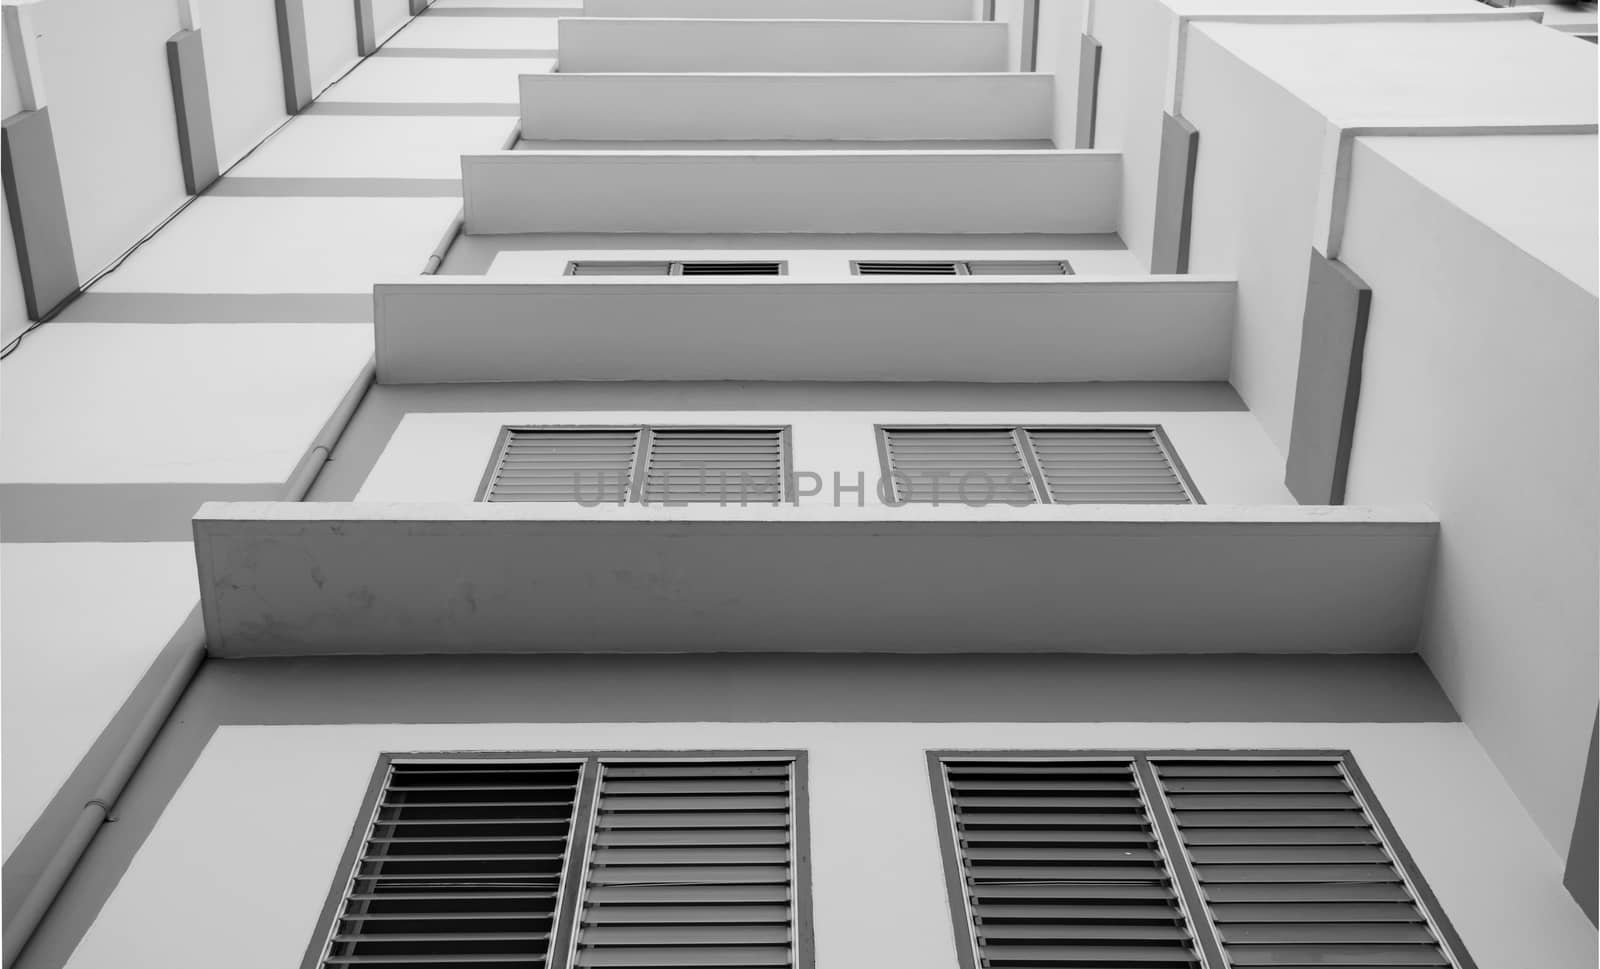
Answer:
1565;714;1598;925
1074;34;1102;148
275;0;313;113
355;0;377;56
1;109;80;320
165;29;220;194
1285;249;1372;505
1151;112;1198;274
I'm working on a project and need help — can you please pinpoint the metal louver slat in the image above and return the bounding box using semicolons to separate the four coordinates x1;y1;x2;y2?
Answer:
941;760;1203;969
568;261;674;276
881;428;1038;505
485;430;639;503
573;760;798;969
1153;759;1458;969
319;762;584;969
1023;429;1194;504
640;429;785;505
853;261;961;275
677;262;783;275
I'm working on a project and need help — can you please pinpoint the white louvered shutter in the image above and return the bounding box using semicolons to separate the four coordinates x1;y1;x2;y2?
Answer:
1023;429;1194;504
572;760;799;969
941;760;1204;968
854;260;961;275
1154;759;1457;968
881;428;1040;504
484;429;639;503
318;761;584;968
569;262;674;275
963;260;1073;275
640;429;785;504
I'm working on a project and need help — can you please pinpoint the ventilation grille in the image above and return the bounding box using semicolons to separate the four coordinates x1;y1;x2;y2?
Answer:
483;429;639;503
853;260;1072;276
319;761;583;969
880;427;1194;505
484;428;787;504
567;261;784;276
942;759;1202;969
573;760;798;969
1155;760;1454;968
640;429;785;504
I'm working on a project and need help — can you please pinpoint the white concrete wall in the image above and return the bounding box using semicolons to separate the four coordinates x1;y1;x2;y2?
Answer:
1;189;26;340
198;0;291;167
1037;0;1088;148
372;0;410;44
31;0;188;277
355;407;1294;506
60;721;1597;969
305;0;359;94
486;246;1137;277
1339;135;1600;856
1180;26;1327;456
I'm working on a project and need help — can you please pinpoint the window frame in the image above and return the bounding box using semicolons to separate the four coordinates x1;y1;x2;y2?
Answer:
476;424;796;505
302;749;814;969
873;424;1204;506
925;748;1478;969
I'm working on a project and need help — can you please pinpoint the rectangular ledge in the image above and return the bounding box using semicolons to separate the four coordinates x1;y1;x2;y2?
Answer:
582;0;977;19
519;73;1056;142
557;19;1009;73
372;276;1236;384
195;502;1439;657
461;150;1121;234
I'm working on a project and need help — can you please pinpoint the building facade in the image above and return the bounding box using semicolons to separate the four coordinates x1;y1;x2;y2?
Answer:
1;1;1596;967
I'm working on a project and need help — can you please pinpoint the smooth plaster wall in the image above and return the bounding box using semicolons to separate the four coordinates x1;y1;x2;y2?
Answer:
2;32;20;117
305;0;359;95
30;0;187;277
1;189;26;340
1;543;199;861
1180;27;1327;456
1339;137;1600;856
372;0;410;44
1037;0;1088;148
1082;0;1169;269
60;721;1597;969
356;408;1296;506
197;0;290;167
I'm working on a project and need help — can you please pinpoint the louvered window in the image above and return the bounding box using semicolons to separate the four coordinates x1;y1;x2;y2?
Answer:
879;426;1198;506
931;752;1475;969
852;260;1072;275
480;427;790;505
309;753;810;969
566;261;785;276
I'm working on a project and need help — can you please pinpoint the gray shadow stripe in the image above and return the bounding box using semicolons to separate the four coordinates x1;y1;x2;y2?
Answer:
207;176;461;197
373;47;556;58
305;101;518;116
0;482;284;543
422;7;569;15
54;293;373;323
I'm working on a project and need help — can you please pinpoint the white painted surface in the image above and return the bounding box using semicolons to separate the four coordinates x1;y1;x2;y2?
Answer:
1037;0;1088;148
385;13;556;50
373;277;1233;383
519;73;1056;143
30;0;187;276
0;324;372;483
462;151;1121;234
197;0;290;167
1;188;26;341
1194;18;1597;126
193;500;1435;656
994;0;1026;70
92;196;462;293
1180;27;1329;455
227;115;515;180
318;55;554;102
62;721;1597;969
2;23;21;118
1;542;199;860
359;408;1295;506
371;0;410;44
1339;138;1600;855
304;0;359;94
584;0;977;18
557;19;1009;73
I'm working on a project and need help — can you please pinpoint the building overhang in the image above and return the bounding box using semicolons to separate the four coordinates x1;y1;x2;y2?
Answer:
372;276;1237;384
194;502;1438;658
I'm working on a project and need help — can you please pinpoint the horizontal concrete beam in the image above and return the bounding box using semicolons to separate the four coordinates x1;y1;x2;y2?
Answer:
584;0;977;18
373;276;1235;384
519;73;1056;142
194;502;1438;657
461;150;1120;234
557;18;1008;73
